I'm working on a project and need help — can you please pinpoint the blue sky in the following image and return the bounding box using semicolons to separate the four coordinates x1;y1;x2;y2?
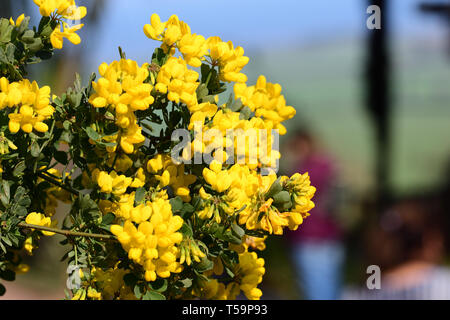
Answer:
70;0;446;70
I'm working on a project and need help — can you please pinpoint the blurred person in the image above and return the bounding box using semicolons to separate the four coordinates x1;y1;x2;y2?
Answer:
285;129;345;300
343;195;450;300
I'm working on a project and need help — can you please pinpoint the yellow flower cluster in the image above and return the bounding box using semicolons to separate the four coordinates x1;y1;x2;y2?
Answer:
197;250;265;300
282;172;317;230
232;251;265;300
110;196;184;282
207;36;249;83
147;154;196;202
187;108;281;170
0;77;54;134
238;172;316;235
33;0;86;49
155;56;199;110
89;266;135;300
89;59;155;154
199;162;260;223
143;14;191;56
25;212;57;236
198;161;315;235
144;13;248;83
234;75;296;135
179;238;206;266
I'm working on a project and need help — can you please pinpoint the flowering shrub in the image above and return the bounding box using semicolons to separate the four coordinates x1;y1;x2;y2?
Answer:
0;1;316;300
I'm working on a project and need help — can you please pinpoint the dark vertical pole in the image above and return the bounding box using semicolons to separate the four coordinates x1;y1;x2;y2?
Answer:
366;0;391;211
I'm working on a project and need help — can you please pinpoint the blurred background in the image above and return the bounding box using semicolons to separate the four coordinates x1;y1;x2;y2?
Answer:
1;0;449;299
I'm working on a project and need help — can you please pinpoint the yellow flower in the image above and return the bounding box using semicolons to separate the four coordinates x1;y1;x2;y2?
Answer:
87;287;102;300
33;0;87;49
207;37;249;83
14;263;30;274
89;59;153;154
178;33;208;67
93;169;133;195
147;154;196;201
196;278;228;300
143;13;166;41
111;196;184;282
50;22;83;49
25;212;58;236
9;14;25;27
0;78;54;134
202;161;232;193
143;14;191;53
234;75;296;135
23;237;36;255
155;56;199;110
90;266;134;300
234;251;265;300
179;238;206;266
33;0;87;19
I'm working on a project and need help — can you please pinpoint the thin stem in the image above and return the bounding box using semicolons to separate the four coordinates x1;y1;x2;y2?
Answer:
205;69;213;87
37;171;79;196
18;222;116;241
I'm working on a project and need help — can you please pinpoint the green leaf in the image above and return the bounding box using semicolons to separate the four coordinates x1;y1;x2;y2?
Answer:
178;278;192;288
180;203;194;219
194;257;213;272
25;38;43;52
239;106;252;120
21;30;35;43
68;92;82;107
134;187;145;206
272;190;291;204
180;223;193;237
0;283;5;296
5;43;15;63
63;120;71;130
13;161;26;177
231;223;245;238
133;284;143;299
229;98;243;112
14;205;27;217
0;192;8;208
0;19;13;43
30;140;40;157
142;291;166;300
149;278;167;293
123;273;138;287
1;236;12;247
0;47;9;65
14;186;30;207
1;180;10;203
85;127;100;141
265;177;282;200
101;212;115;225
169;196;183;213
